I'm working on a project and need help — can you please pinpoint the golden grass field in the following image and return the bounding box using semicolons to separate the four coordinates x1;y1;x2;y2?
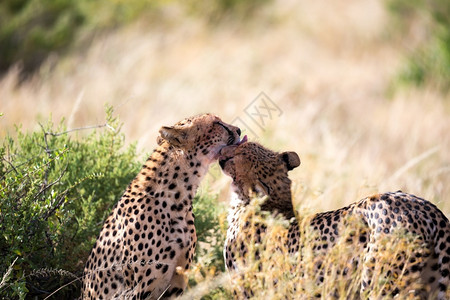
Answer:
1;0;449;219
1;0;449;298
2;0;448;215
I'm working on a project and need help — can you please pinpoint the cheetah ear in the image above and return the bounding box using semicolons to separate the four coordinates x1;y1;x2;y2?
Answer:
281;151;300;171
158;126;187;147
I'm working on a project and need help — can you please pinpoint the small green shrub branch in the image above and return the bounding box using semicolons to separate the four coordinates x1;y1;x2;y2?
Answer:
0;105;140;298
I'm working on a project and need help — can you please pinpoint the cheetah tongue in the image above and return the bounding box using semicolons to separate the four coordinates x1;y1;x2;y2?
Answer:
237;135;247;145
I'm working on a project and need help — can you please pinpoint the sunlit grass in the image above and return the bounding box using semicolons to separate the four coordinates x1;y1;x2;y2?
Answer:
1;1;448;214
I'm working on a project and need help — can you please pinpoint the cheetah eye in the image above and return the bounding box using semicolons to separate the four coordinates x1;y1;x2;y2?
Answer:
257;180;271;195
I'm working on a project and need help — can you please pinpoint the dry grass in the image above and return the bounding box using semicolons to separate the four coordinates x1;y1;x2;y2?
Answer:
184;200;444;299
1;0;449;297
2;0;447;213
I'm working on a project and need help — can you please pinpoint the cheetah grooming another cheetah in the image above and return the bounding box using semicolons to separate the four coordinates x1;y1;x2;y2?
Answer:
219;141;450;299
81;114;242;299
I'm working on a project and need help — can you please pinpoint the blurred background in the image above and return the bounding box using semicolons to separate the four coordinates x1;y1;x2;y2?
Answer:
1;0;449;212
1;0;450;298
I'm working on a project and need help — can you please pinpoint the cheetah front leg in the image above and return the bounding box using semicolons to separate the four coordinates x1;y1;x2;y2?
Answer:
161;268;187;299
161;214;197;299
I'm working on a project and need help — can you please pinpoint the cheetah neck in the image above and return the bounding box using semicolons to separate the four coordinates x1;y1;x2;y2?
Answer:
230;187;296;220
129;142;209;206
260;198;296;220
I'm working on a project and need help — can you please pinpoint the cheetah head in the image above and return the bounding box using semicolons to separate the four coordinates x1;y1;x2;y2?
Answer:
219;142;300;212
157;114;243;164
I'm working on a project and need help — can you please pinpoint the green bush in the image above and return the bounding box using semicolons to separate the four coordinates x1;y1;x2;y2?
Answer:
185;0;272;23
387;0;450;91
0;0;272;78
0;0;85;76
183;192;230;299
192;191;227;272
0;107;229;299
0;0;161;77
0;107;141;299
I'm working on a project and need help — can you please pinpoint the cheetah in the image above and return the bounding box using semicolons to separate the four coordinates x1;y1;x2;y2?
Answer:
219;141;450;299
81;114;242;299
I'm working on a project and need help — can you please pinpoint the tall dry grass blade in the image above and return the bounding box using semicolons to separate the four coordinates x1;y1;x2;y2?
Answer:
386;146;440;182
68;89;85;128
0;258;18;291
